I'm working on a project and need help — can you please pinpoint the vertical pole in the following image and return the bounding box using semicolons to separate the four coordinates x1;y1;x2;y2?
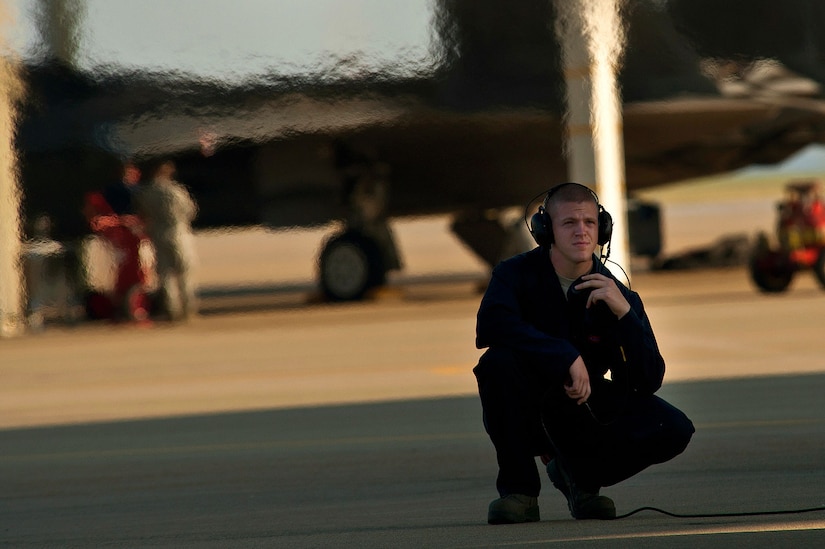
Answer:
0;0;25;336
35;0;83;65
554;0;631;276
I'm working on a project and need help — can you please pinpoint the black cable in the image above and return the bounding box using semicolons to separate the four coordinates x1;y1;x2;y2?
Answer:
612;504;825;520
603;256;631;290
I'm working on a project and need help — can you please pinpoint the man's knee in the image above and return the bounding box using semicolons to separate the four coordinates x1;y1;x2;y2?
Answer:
474;347;519;379
668;406;695;455
474;348;526;403
651;397;695;460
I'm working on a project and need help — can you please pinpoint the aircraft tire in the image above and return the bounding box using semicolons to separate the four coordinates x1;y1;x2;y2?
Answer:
319;231;386;301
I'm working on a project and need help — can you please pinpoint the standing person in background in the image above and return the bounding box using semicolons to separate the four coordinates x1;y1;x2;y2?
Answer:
135;160;198;321
103;161;142;216
84;161;149;322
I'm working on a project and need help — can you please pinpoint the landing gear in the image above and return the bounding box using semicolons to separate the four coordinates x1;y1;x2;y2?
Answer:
450;210;534;269
318;231;387;301
319;144;402;302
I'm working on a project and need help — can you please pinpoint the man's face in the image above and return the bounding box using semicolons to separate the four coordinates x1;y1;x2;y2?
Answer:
549;199;599;270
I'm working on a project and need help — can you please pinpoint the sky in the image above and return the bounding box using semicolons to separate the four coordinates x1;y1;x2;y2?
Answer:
3;0;436;80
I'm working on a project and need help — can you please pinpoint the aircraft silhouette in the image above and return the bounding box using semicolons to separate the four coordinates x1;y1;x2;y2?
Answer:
16;0;825;300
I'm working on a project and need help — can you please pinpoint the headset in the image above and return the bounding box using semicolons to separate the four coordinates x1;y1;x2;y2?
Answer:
528;182;614;248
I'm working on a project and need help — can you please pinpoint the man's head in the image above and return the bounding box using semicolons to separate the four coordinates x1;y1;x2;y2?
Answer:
531;183;612;246
154;160;177;181
530;183;613;276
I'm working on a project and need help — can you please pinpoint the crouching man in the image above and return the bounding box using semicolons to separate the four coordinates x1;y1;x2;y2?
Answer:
474;183;694;524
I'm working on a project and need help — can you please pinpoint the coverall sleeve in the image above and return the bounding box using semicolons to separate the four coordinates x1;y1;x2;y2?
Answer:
612;293;666;395
476;261;580;380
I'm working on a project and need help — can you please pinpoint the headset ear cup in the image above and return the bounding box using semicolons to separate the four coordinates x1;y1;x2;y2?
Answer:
543;209;554;245
598;207;613;246
530;208;552;246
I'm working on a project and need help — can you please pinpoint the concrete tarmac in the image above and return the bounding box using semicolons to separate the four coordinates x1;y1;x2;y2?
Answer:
2;377;825;547
3;223;825;546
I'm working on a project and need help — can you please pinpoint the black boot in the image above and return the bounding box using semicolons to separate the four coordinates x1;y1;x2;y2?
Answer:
487;494;540;524
546;459;615;520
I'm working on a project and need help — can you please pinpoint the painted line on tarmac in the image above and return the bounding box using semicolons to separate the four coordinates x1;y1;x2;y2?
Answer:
463;519;825;546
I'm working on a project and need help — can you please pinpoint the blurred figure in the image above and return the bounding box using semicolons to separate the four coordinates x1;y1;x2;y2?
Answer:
103;161;141;215
23;214;75;330
82;189;151;322
136;160;198;321
86;161;150;321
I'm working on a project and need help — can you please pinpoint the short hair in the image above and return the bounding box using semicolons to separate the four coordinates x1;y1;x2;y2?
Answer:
544;182;599;214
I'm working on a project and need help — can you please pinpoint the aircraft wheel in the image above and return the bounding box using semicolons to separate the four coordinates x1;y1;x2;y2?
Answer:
749;251;794;293
319;231;386;301
814;248;825;290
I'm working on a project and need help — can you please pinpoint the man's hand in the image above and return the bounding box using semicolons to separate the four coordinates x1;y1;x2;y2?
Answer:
574;273;631;319
566;356;591;405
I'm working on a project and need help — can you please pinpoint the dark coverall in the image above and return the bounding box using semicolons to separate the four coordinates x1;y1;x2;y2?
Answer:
473;247;694;498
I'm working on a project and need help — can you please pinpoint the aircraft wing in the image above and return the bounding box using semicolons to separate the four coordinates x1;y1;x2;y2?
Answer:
17;71;825;238
624;95;825;190
15;0;825;239
170;93;825;231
